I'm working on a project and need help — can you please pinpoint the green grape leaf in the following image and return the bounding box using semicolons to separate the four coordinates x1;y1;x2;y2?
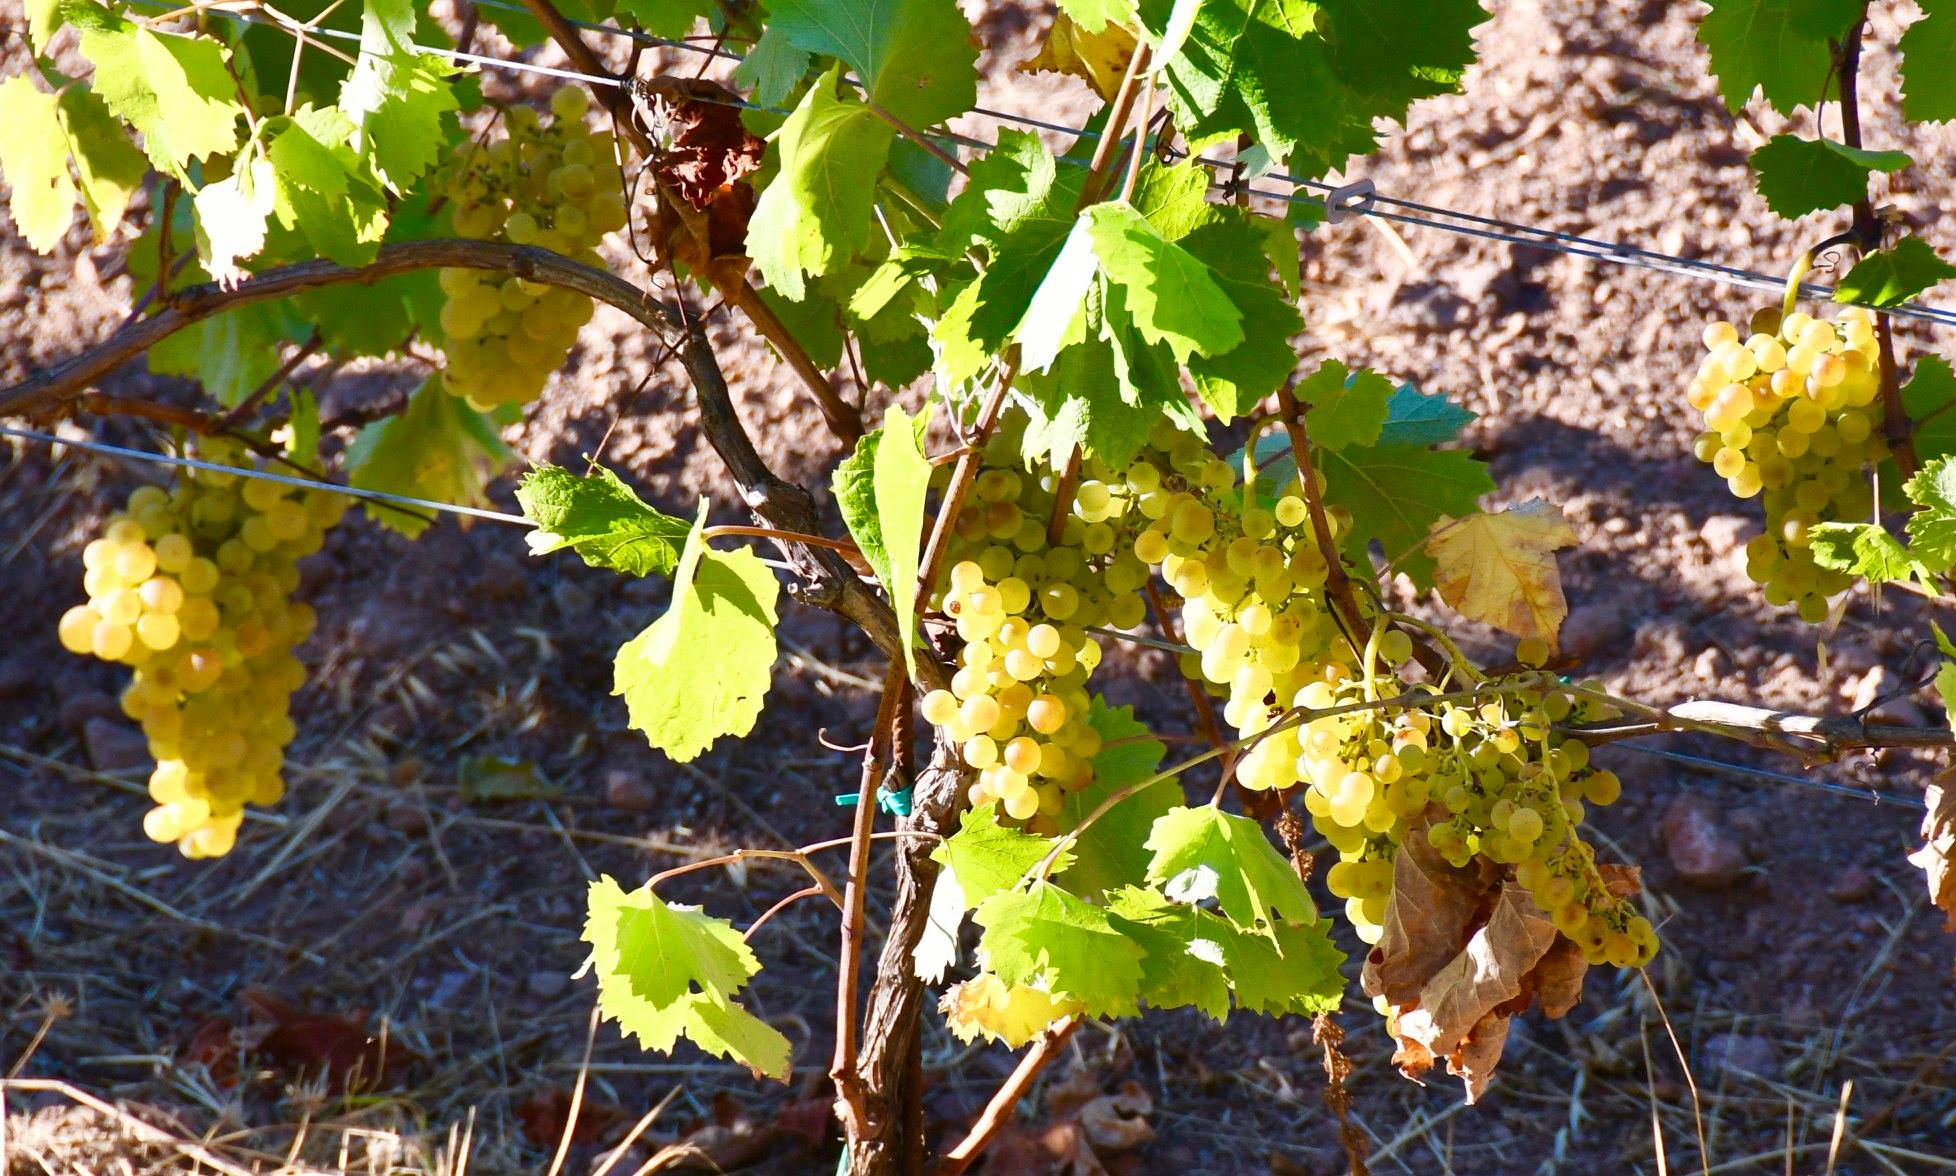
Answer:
52;74;147;244
0;77;79;253
834;428;894;587
345;378;513;537
1379;382;1476;446
1297;360;1395;450
1901;0;1956;123
746;69;896;301
1057;700;1182;899
1904;457;1956;572
1015;215;1100;372
1144;806;1315;932
1933;623;1956;731
516;464;693;577
1128;160;1222;242
70;2;243;177
736;25;814;108
1149;0;1481;172
150;300;304;407
767;0;978;126
974;881;1145;1016
933;804;1074;906
585;876;759;1009
1180;212;1303;421
1696;0;1860;115
614;505;780;762
1835;236;1956;308
267;107;391;266
1256;212;1301;298
1087;201;1244;362
582;877;790;1082
1217;913;1347;1016
1320;443;1493;585
616;0;711;37
1905;355;1956;464
874;403;932;678
1015;330;1171;469
285;388;321;466
341;0;461;194
934;131;1086;377
1807;521;1935;583
1749;135;1912;219
1103;886;1233;1020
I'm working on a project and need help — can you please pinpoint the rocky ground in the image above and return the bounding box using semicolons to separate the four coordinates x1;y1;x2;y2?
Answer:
5;0;1956;1173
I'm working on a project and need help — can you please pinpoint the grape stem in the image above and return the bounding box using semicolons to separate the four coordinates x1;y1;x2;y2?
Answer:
1833;15;1920;477
935;1015;1083;1176
1028;679;1549;885
1272;384;1451;680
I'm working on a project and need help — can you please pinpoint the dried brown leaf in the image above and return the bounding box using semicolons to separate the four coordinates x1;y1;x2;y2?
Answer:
1528;934;1590;1019
1076;1082;1154;1154
1426;499;1578;649
1361;820;1496;1006
1908;769;1956;931
1449;1015;1512;1103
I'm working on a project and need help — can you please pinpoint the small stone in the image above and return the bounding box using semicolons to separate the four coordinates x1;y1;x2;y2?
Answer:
1829;866;1875;903
58;692;121;734
526;970;571;1000
1660;794;1748;889
1702;1033;1778;1080
1560;603;1629;661
83;717;150;774
604;769;656;812
1700;515;1749;556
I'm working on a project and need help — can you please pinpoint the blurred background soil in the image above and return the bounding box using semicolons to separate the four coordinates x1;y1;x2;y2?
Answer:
4;0;1956;1172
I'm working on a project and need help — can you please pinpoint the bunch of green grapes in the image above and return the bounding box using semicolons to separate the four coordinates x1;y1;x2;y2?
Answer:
1293;653;1652;966
919;416;1152;831
1687;305;1884;622
58;440;343;858
438;87;630;410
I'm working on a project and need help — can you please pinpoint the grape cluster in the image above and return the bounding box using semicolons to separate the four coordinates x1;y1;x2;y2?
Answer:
58;441;343;858
1296;657;1653;966
438;88;629;410
919;419;1151;830
1688;306;1885;622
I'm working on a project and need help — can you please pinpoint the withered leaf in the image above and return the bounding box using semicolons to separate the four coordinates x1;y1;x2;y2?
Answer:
1361;819;1495;1006
633;77;764;263
1909;768;1956;931
1426;499;1578;650
1019;12;1137;102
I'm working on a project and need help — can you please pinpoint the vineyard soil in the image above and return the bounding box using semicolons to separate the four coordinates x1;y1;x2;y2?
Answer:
4;0;1955;1172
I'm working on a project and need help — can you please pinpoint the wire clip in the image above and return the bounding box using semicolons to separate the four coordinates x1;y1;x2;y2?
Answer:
1323;178;1377;224
833;787;915;816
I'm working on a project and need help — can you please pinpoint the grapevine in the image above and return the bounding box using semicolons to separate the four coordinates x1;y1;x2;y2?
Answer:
4;0;1956;1171
57;440;343;858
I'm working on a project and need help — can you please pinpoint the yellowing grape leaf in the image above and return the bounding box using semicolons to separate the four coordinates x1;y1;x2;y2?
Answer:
614;505;780;762
1425;499;1577;649
0;77;78;253
345;378;512;537
974;881;1145;1017
582;877;791;1081
941;973;1084;1047
1909;769;1956;932
50;72;148;244
1020;10;1138;101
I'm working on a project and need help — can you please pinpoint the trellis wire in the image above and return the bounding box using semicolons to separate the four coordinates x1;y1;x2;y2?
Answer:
3;423;1929;808
38;4;1955;811
122;0;1956;328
